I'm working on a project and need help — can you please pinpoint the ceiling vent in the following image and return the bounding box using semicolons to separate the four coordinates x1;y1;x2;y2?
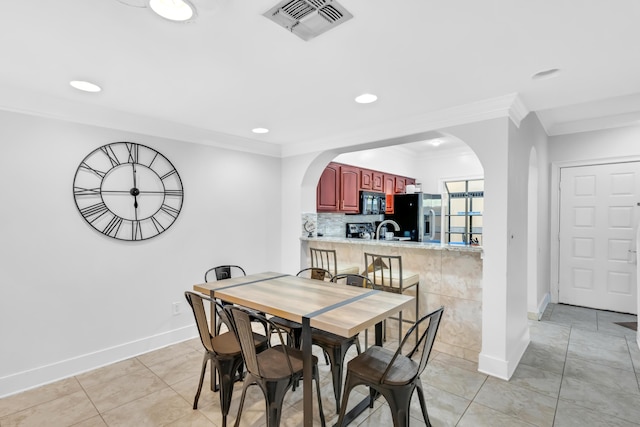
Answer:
263;0;353;41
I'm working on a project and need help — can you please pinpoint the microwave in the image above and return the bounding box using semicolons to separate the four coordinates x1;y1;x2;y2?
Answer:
360;191;386;215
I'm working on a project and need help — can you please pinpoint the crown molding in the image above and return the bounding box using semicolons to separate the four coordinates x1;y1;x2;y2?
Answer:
281;93;531;157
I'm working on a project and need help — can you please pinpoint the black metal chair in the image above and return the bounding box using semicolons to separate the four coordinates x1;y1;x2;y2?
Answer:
309;274;373;413
184;291;269;427
204;265;246;282
226;306;326;427
204;265;268;335
269;268;333;349
336;306;445;427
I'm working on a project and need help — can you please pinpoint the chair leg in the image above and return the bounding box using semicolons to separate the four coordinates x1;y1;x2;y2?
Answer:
335;371;360;426
217;357;244;427
376;385;414;427
314;365;327;427
234;376;253;427
263;379;292;427
193;353;209;409
414;380;432;427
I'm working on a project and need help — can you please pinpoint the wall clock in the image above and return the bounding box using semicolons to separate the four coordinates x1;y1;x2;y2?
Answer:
73;142;184;241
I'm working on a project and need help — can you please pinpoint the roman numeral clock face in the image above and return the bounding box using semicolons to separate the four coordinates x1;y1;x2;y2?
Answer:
73;142;184;241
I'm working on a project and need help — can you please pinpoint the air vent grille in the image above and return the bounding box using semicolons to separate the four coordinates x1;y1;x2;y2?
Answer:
281;0;315;20
263;0;353;41
318;5;342;22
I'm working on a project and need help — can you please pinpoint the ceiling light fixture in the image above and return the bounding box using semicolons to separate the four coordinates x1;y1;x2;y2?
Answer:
355;93;377;104
148;0;196;22
429;139;443;147
531;68;561;81
70;80;102;93
252;127;269;134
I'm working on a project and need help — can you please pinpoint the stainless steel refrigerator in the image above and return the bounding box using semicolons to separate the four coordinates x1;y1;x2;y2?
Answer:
389;193;442;242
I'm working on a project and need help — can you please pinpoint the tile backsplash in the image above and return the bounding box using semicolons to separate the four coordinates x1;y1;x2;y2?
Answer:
316;213;384;237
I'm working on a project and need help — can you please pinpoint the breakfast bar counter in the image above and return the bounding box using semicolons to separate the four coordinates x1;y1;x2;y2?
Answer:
300;236;483;362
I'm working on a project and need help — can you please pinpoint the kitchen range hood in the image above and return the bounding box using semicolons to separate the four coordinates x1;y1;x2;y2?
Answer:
263;0;353;41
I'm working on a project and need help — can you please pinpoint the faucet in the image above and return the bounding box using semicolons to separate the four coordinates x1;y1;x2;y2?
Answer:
376;219;400;240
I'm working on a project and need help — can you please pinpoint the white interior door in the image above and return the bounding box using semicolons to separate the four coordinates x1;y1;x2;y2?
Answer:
559;162;640;314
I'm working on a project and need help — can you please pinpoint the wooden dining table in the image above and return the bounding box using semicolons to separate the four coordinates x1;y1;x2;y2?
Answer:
193;271;415;426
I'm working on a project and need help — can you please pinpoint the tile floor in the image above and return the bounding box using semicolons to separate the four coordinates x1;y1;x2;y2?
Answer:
1;303;639;426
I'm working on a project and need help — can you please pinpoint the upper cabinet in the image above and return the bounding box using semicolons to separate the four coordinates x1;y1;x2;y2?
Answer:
317;162;414;213
339;165;360;213
316;163;340;211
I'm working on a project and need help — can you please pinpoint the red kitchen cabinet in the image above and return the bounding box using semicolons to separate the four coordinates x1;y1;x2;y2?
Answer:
384;175;395;213
316;163;340;211
340;165;360;213
394;176;406;194
372;171;384;191
317;163;414;214
360;169;373;190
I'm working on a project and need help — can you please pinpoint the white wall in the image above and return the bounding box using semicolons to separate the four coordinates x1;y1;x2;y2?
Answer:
548;124;640;347
282;116;537;380
0;110;282;397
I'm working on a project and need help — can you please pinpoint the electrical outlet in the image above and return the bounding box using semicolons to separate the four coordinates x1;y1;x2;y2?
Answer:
172;302;181;315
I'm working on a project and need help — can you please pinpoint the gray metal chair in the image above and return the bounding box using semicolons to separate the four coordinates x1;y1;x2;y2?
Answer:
310;247;359;276
226;306;326;427
184;291;268;427
336;306;445;427
309;274;374;413
204;265;267;335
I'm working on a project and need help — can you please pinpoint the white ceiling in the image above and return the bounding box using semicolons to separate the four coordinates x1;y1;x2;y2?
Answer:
1;0;639;157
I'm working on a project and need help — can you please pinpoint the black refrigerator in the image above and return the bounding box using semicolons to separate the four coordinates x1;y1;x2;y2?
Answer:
389;193;442;242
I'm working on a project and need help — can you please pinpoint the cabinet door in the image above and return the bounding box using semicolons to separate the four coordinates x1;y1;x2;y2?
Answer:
316;163;339;211
384;175;395;213
405;177;416;187
395;176;406;193
340;165;360;212
372;171;384;191
360;169;373;190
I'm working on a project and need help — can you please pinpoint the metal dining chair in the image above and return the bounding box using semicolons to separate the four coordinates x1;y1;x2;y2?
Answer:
204;264;268;335
336;306;445;427
184;291;269;427
310;247;359;276
226;306;327;427
308;274;374;413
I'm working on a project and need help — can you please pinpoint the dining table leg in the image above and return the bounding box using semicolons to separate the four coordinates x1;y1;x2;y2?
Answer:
302;316;313;426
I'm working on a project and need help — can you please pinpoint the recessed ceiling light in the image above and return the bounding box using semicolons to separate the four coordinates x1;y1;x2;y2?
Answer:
70;80;102;93
429;139;444;147
148;0;196;22
252;127;269;134
355;93;378;104
531;68;561;80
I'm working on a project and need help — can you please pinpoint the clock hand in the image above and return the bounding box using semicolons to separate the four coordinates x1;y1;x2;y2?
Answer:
131;163;139;209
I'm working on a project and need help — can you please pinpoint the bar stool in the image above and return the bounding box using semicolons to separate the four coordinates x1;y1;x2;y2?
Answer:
310;247;359;276
363;252;420;344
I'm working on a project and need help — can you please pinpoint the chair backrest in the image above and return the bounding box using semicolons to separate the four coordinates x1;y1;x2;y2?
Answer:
227;306;295;378
363;253;404;291
184;291;229;354
380;306;444;384
310;248;338;276
296;267;333;281
331;273;377;289
204;265;246;282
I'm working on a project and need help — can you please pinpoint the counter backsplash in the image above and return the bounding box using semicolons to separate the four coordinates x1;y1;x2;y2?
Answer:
316;213;384;237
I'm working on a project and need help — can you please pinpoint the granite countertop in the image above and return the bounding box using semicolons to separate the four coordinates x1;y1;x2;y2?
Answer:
300;236;483;253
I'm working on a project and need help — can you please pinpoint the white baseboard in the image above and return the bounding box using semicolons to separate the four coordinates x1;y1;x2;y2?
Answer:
0;325;197;398
478;325;530;380
528;292;551;320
